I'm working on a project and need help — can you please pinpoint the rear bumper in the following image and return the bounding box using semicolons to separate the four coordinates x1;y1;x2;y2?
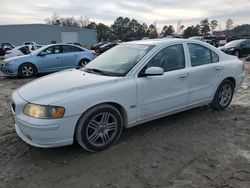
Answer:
235;72;245;90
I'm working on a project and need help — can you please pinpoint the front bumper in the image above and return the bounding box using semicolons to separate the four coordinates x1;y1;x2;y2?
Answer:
1;64;18;76
12;91;80;148
14;116;78;148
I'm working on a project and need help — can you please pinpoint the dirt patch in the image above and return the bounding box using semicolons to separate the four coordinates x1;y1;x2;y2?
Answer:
0;63;250;188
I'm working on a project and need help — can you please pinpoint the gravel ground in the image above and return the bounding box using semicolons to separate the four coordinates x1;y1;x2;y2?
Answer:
0;61;250;188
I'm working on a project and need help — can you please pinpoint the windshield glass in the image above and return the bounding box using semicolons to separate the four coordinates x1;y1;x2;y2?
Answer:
85;44;154;76
225;40;244;48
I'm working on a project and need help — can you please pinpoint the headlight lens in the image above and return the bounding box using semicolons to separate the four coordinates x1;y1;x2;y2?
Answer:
24;103;65;119
227;48;235;51
5;60;15;66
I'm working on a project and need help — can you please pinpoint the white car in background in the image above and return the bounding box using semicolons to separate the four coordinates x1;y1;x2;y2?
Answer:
11;39;244;152
5;45;31;59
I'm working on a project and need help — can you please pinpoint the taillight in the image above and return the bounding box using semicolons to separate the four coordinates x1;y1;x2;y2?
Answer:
92;51;97;57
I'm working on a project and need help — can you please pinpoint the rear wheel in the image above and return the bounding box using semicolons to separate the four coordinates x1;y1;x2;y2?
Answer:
75;104;123;152
18;63;36;78
210;80;234;110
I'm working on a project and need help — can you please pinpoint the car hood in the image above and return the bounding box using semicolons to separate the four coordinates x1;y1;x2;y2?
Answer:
17;69;120;105
5;54;32;62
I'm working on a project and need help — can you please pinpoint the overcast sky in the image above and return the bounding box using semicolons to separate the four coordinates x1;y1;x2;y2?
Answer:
0;0;249;30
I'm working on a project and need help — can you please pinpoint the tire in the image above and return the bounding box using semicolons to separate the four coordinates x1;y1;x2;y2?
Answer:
210;80;234;110
78;59;90;68
75;104;123;152
18;63;36;78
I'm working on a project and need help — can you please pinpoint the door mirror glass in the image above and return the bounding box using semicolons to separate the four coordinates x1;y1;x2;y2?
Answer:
39;51;47;56
143;67;164;77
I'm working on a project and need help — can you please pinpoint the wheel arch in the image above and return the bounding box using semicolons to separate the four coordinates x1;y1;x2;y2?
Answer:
74;102;128;137
211;76;236;102
18;62;38;74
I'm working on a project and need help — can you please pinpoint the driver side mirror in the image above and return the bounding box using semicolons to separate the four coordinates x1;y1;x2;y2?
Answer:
140;67;164;77
39;51;47;56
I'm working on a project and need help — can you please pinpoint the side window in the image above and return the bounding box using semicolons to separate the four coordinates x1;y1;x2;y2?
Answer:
43;46;60;55
143;44;185;72
63;45;83;53
187;43;219;66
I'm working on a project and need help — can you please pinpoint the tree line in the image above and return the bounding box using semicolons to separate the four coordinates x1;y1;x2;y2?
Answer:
45;13;237;42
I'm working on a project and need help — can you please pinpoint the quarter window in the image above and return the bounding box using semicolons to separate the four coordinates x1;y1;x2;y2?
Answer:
144;44;185;72
187;43;219;66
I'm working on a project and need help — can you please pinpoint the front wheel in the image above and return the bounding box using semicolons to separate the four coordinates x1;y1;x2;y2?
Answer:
19;64;36;78
210;80;234;110
75;104;123;152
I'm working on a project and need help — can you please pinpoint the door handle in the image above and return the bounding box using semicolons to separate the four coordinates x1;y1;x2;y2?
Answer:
56;57;60;59
215;66;224;72
179;73;189;79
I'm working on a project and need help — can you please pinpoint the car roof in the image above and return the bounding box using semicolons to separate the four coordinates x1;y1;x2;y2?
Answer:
123;38;195;46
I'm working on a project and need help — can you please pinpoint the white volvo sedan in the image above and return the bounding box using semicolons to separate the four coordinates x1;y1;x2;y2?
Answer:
11;39;244;152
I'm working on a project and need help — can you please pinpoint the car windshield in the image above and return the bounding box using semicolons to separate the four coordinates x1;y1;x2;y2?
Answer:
225;40;245;48
84;44;154;76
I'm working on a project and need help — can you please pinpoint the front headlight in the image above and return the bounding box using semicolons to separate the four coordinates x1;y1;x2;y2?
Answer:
24;103;65;119
5;60;16;66
227;48;235;51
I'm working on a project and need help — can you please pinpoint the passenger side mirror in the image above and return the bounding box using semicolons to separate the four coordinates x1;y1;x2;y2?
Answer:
39;51;47;56
140;67;164;77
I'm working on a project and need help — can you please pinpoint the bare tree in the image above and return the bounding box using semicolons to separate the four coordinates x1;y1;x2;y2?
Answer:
176;20;184;35
225;19;234;30
78;16;90;28
210;20;219;34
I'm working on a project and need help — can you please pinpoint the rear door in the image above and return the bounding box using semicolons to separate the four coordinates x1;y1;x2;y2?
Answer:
187;43;223;105
36;45;63;72
61;45;84;69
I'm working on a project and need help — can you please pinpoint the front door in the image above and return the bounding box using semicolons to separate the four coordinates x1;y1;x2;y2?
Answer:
37;45;63;72
136;44;189;121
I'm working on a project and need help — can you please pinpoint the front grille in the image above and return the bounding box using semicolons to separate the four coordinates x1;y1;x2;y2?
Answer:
12;103;16;113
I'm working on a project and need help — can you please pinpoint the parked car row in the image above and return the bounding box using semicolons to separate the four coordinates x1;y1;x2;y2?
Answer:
91;42;119;55
189;35;221;47
1;43;96;77
219;39;250;58
0;43;15;56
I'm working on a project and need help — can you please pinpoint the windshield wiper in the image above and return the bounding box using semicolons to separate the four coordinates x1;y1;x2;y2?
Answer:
84;68;107;74
84;68;124;77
